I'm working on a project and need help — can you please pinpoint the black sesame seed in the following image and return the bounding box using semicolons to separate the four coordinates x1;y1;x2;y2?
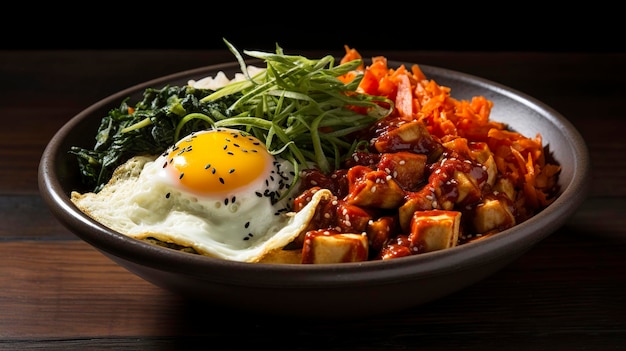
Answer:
232;196;236;203
244;221;250;228
234;143;240;147
162;162;167;168
223;145;228;150
219;177;224;184
179;173;184;179
255;192;262;197
165;193;171;199
248;233;254;237
243;237;250;241
212;168;216;174
229;168;235;174
205;164;211;169
224;198;229;205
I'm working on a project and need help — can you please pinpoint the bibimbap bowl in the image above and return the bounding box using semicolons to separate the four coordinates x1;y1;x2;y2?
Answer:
38;57;590;318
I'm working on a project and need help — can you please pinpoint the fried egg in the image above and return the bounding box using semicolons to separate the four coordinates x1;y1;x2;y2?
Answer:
71;128;330;262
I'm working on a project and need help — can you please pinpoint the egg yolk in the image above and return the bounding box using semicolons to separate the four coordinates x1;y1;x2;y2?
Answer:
164;128;274;195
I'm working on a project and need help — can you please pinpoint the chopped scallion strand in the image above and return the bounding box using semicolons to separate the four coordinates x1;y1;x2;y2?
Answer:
120;117;152;134
174;113;216;141
199;39;394;174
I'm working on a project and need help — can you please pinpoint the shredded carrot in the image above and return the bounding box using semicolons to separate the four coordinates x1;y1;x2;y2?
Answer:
342;46;560;218
340;45;363;68
395;73;414;119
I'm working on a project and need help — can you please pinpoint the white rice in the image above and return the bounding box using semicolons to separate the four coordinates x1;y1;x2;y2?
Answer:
188;65;264;90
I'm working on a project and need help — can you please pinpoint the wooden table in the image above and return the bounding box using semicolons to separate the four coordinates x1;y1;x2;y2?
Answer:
1;49;624;350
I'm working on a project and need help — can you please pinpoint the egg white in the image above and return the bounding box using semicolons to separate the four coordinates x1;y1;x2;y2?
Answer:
71;154;331;263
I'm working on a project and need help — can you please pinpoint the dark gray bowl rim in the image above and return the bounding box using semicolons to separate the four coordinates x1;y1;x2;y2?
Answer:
38;60;591;288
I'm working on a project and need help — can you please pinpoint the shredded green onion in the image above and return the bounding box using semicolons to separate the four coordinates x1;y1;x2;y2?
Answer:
120;117;152;134
173;113;216;141
192;38;394;174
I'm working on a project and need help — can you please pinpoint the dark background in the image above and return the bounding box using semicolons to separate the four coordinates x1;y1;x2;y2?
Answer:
3;7;622;52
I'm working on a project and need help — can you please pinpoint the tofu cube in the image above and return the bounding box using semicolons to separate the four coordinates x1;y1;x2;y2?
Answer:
398;190;434;232
366;216;397;253
493;177;516;202
409;210;461;253
473;198;516;233
376;152;427;191
346;166;405;209
373;120;443;159
452;170;482;206
301;232;369;264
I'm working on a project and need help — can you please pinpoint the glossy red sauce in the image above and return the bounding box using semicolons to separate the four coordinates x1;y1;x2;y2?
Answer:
292;105;547;261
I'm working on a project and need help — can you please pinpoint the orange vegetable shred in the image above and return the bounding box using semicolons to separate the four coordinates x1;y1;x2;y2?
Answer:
341;46;560;218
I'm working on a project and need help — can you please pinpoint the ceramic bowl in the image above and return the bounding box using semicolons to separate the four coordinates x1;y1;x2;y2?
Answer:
38;60;590;318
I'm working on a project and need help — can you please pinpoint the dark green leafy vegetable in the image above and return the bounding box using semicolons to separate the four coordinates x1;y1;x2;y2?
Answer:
70;85;238;192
